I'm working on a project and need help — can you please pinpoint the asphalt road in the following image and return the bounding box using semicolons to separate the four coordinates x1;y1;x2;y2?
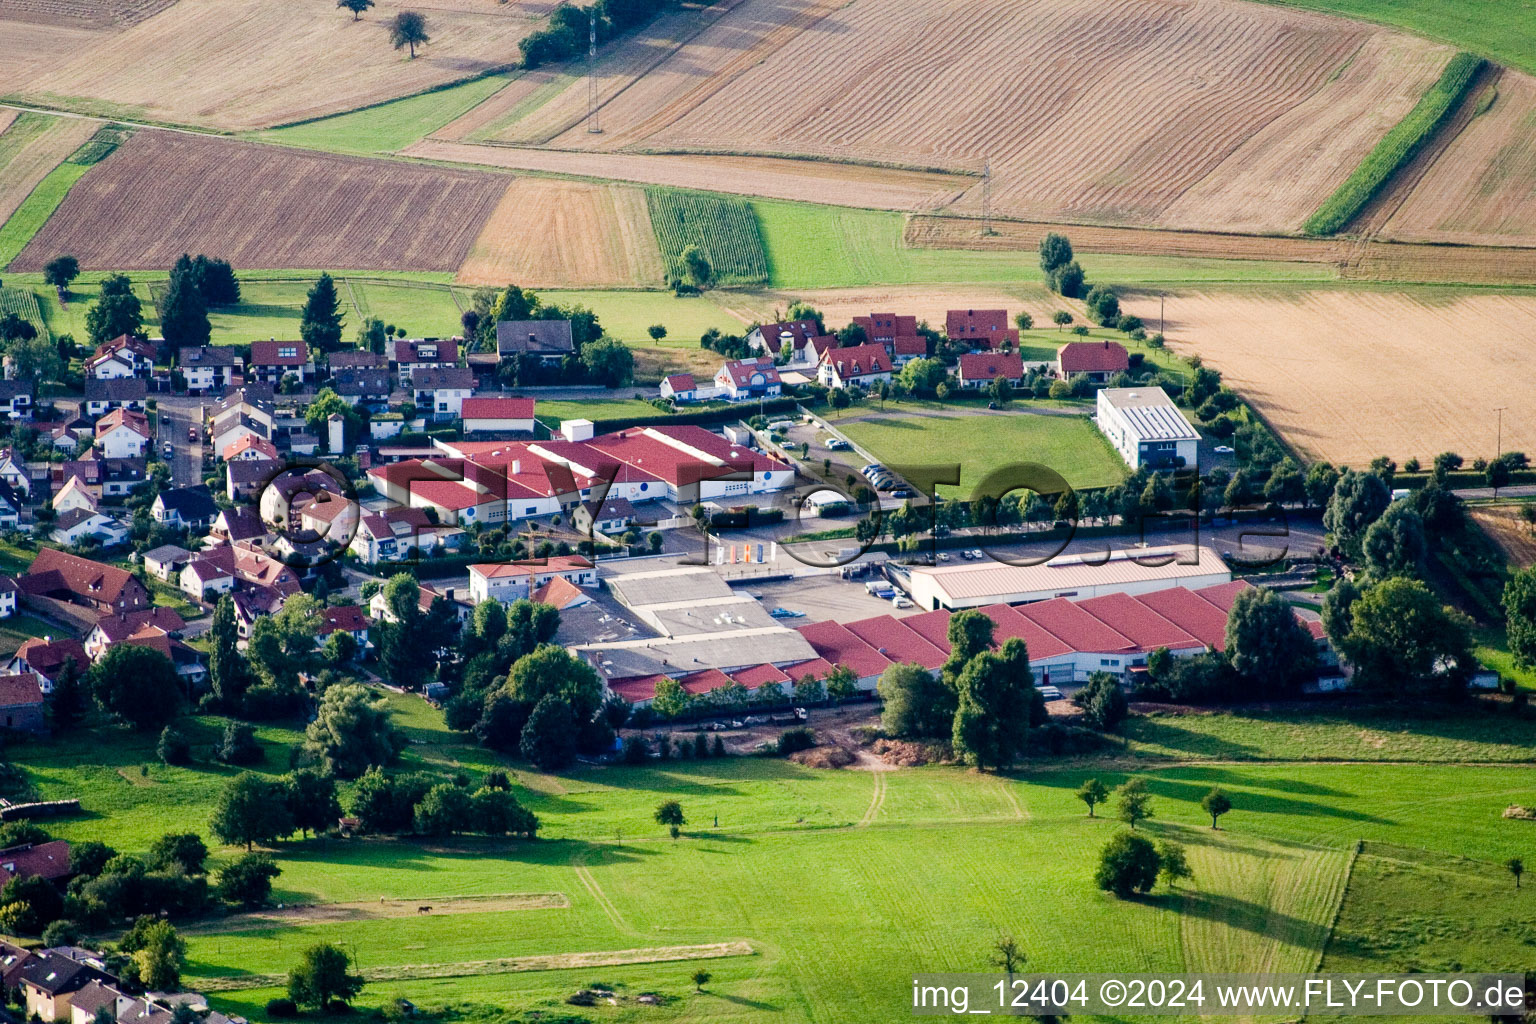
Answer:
155;395;204;487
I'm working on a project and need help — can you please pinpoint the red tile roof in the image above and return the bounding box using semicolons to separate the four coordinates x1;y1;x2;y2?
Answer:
319;605;370;635
782;657;835;682
853;313;918;339
662;374;696;393
977;604;1074;659
729;663;790;689
958;352;1024;382
898;610;954;653
1016;597;1136;656
891;335;927;357
678;668;733;695
462;397;535;421
1134;586;1232;650
21;548;146;608
607;673;669;702
1071;591;1202;652
718;356;780;387
755;320;821;354
223;434;280;461
0;674;42;708
794;620;892;679
821;343;891;379
1057;340;1129;375
844;614;947;670
95;408;151;439
531;576;588;609
470;555;593;579
945;309;1009;337
249;340;310;366
0;841;70;884
12;638;88;680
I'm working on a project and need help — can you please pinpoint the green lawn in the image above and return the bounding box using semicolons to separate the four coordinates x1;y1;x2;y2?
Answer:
1251;0;1536;77
253;75;515;156
0;612;57;658
839;410;1128;494
536;289;746;344
0;159;91;269
531;397;680;427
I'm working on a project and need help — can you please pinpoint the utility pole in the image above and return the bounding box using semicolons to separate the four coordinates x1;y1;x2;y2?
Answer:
1159;293;1165;336
1496;405;1507;462
586;11;601;134
981;159;994;236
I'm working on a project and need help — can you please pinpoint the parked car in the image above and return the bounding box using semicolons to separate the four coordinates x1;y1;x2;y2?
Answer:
187;426;198;442
826;438;851;451
769;607;805;618
793;707;809;721
891;595;913;608
728;720;745;729
1037;685;1063;701
968;549;984;560
937;552;950;562
1214;445;1235;454
162;442;174;457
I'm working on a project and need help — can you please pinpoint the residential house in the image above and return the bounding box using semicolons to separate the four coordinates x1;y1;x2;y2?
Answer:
179;556;235;602
318;605;371;659
5;638;90;692
18;549;150;615
369;581;469;624
209;411;272;460
93;409;151;459
369;413;404;441
331;368;392;409
817;343;892;390
19;950;111;1020
571;495;638;535
247;341;315;386
0;380;33;421
389;338;458;387
945;308;1017;350
293;490;359;545
84;607;186;660
411;366;474;421
1095;386;1200;470
745;319;830;367
460;397;535;434
140;544;194;582
183;544;301;609
0;448;29;496
84;336;154;380
0;577;16;619
151;485;218;530
177;347;243;393
329;350;385;371
0;675;45;733
957;351;1025;389
349;506;463;565
659;374;698;403
82;377;148;418
0;481;21;530
467;555;595;605
852;313;917;345
52;476;97;517
51;509;128;548
496;320;573;363
714;357;781;402
1057;340;1129;383
888;334;928;366
207;506;266;547
59;453;147;499
222;434;279;463
226;459;271;502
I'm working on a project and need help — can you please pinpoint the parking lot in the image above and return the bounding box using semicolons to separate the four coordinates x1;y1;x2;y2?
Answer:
749;573;919;624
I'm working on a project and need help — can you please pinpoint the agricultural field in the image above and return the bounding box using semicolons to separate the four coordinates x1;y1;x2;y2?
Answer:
0;111;100;233
457;179;665;289
1469;504;1536;568
255;74;514;157
838;410;1128;495
1118;288;1536;467
10;133;506;272
7;0;547;130
0;286;50;341
646;191;768;287
485;0;1453;236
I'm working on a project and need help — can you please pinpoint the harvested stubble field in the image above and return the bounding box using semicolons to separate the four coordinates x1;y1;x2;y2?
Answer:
1468;505;1536;568
0;111;100;227
8;0;547;130
1119;289;1536;466
11;133;506;272
456;178;664;288
497;0;1451;235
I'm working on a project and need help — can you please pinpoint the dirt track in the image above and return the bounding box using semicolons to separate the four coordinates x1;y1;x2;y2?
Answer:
185;892;570;934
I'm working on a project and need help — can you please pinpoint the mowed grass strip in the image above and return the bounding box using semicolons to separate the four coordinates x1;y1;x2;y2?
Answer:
0;287;49;341
1303;52;1485;235
839;411;1127;494
0;159;91;269
255;74;515;157
646;190;769;286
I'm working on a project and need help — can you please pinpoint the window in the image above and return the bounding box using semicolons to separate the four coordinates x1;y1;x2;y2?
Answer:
525;506;537;515
278;346;298;359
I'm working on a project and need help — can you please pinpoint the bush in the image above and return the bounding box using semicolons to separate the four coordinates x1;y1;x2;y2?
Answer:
1095;831;1161;897
157;726;191;766
775;727;816;756
265;999;297;1019
216;721;263;766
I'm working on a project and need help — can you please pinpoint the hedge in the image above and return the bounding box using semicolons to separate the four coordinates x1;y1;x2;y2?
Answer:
1303;53;1485;235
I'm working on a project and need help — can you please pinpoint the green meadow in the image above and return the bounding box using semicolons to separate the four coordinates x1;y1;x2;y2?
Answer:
254;76;514;157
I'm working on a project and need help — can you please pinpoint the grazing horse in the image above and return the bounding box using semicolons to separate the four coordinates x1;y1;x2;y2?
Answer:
417;905;432;914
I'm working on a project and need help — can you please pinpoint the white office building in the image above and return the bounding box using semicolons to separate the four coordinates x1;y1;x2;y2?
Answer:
1095;386;1200;470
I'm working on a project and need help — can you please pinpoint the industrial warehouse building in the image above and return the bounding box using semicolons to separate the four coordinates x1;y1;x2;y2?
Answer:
905;545;1232;611
1095;386;1201;470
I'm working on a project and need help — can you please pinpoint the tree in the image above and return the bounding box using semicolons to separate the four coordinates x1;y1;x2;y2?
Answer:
1323;469;1391;560
1084;284;1120;325
1223;587;1318;696
1340;577;1476;697
0;312;36;342
1200;787;1232;829
211;773;294;850
89;644;181;730
1115;778;1153;829
1095;832;1160;897
147;833;208;874
303;684;401;778
951;638;1034;770
1156;840;1192;889
158;253;211;352
824;663;857;701
681;245;712;288
1051;261;1086;297
1076;778;1108;817
4;335;61;386
248;594;323;692
42;256;79;294
877;662;955;739
990;933;1025;978
299;273;345;351
303;388;363;452
413;783;473;836
1508;857;1524;890
580;336;634;388
692;969;712;992
287;943;363;1010
323;630;358;668
1504;566;1536;669
1072;672;1127;732
654;800;685;832
1013;312;1033;332
506;644;604;724
191;255;240;305
157;725;191;766
120;917;186;991
86;274;143;344
1361;500;1426;578
0;874;63;933
1038;232;1073;275
284;769;342;838
217;721;263;766
647;324;667;342
470;787;538;837
519;695;578;771
1052;311;1073;331
208;596;250;710
216;853;281;908
1321;576;1362;653
337;0;373;17
48;655;87;730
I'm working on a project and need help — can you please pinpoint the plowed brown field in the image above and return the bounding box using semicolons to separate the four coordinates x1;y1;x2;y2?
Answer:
1469;505;1536;568
456;178;664;287
478;0;1451;234
11;132;506;271
1117;289;1536;466
0;112;100;226
10;0;546;130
